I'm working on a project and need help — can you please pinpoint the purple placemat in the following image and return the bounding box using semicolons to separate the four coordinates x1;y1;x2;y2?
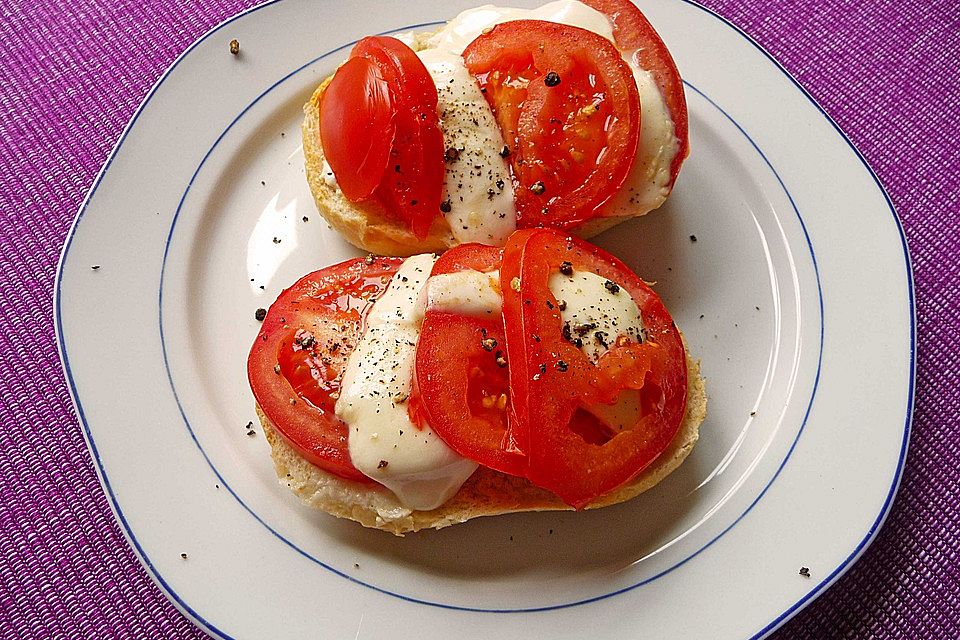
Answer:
1;0;957;637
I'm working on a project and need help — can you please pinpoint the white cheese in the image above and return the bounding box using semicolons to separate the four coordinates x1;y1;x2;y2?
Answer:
549;269;645;363
550;268;647;434
335;254;478;510
428;0;616;53
608;64;679;217
425;269;502;317
417;49;517;246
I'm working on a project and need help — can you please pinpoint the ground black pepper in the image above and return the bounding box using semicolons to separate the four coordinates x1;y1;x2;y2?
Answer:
573;322;596;335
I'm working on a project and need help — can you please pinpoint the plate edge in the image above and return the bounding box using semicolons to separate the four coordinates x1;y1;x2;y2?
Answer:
51;0;917;638
674;0;917;636
52;1;286;638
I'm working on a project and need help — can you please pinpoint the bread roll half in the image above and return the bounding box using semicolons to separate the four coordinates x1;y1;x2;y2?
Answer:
302;36;671;256
259;350;705;535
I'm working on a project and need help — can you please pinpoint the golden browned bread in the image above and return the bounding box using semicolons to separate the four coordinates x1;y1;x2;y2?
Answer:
258;349;705;535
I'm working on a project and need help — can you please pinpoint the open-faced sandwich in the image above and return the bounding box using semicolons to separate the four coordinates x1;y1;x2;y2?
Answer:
248;229;705;534
303;0;688;255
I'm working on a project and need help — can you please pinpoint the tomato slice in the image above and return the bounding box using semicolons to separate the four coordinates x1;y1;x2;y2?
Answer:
320;36;444;239
319;55;394;202
500;228;687;508
579;0;689;183
248;256;403;482
411;244;526;476
462;20;640;229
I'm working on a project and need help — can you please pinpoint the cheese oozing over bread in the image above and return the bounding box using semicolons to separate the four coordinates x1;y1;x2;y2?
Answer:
336;254;647;510
417;49;516;245
335;254;478;510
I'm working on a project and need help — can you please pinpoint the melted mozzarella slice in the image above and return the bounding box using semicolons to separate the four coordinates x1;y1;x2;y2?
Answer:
335;254;478;510
550;268;648;433
428;0;616;53
607;64;679;217
417;49;516;245
549;268;645;363
425;269;502;317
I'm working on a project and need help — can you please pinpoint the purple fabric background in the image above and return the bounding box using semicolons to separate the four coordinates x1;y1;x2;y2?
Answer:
1;0;957;637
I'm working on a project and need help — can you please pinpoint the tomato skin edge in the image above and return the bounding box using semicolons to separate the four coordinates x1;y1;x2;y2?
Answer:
500;228;688;508
579;0;688;183
462;21;641;229
247;256;404;484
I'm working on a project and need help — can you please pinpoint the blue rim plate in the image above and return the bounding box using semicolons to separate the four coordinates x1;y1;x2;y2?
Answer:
56;1;913;638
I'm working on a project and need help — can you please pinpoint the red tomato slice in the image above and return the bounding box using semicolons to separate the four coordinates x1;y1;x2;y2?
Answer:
319;55;394;202
320;36;444;239
410;244;527;476
579;0;689;183
248;256;403;482
462;20;640;229
500;228;687;508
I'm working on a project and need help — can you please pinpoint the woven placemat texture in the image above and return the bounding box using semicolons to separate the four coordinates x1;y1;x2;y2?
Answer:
1;0;957;637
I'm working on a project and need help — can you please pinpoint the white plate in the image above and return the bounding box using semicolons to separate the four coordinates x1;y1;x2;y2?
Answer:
55;0;914;637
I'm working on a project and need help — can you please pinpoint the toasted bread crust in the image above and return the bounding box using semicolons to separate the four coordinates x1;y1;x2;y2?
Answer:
259;349;705;535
